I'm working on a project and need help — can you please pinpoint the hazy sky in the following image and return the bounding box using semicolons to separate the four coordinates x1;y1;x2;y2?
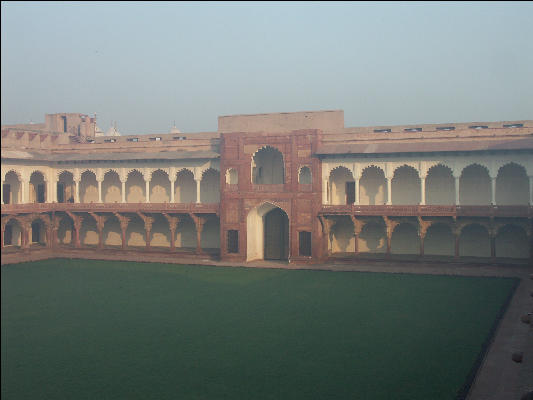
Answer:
2;1;532;134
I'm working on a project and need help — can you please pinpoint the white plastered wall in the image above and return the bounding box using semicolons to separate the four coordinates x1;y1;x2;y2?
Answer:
247;202;285;261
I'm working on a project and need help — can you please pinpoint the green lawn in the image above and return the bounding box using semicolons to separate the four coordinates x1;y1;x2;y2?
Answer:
1;259;516;400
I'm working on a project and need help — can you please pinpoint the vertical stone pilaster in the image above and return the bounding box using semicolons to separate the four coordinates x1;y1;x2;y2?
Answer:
386;178;392;205
170;179;175;203
490;177;497;205
196;179;201;204
420;177;426;205
145;180;150;203
121;180;126;203
97;179;103;203
454;176;460;205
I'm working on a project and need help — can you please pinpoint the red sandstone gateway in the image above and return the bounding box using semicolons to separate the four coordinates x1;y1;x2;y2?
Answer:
1;110;532;264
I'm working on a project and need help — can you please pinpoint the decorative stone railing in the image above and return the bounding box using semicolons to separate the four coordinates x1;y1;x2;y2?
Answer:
320;204;532;217
0;202;220;215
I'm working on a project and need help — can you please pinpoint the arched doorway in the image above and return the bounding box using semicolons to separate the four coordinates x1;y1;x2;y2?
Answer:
246;202;289;261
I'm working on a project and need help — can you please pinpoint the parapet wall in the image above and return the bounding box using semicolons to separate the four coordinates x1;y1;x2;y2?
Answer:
218;110;344;133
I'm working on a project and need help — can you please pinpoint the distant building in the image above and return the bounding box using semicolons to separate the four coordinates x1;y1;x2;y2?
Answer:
1;110;532;264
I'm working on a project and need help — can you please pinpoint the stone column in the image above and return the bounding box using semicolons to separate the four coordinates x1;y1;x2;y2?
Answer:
121;180;126;203
73;217;81;248
351;216;363;255
454;176;460;205
384;217;398;257
170;179;175;203
22;179;28;204
116;214;129;250
196;178;201;204
74;179;80;203
490;176;497;205
97;179;103;203
418;218;430;257
1;180;4;205
354;178;360;205
420;176;426;205
145;180;150;203
193;215;205;254
386;178;392;205
323;179;329;204
164;214;179;250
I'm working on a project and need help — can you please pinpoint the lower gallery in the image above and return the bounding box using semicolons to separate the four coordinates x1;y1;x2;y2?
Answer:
1;110;532;264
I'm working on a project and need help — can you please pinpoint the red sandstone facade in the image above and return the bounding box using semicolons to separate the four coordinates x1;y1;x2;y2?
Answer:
1;110;532;265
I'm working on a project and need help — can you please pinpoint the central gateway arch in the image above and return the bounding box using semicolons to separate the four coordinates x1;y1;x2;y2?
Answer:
246;202;289;261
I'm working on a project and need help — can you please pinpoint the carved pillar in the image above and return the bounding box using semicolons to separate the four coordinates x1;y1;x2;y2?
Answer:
91;213;105;249
384;217;399;257
1;181;4;205
418;217;431;257
350;216;363;255
145;180;150;203
170;179;176;203
115;213;129;250
21;220;31;251
354;178;360;205
454;176;460;205
318;215;335;257
196;179;201;204
192;214;206;254
21;179;27;204
50;215;60;249
164;214;179;250
420;176;426;205
137;213;153;249
70;214;81;248
490;176;497;205
121;180;126;203
74;180;80;203
97;179;103;203
386;178;392;205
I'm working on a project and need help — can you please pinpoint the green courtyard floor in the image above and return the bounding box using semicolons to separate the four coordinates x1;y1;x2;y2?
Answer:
1;259;517;400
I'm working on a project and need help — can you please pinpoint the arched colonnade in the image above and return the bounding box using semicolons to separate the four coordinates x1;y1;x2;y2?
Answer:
321;215;531;260
1;166;220;205
325;161;533;206
1;212;220;254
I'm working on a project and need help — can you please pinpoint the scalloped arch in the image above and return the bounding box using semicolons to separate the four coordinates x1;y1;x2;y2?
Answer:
2;168;22;181
460;163;490;177
496;161;527;176
392;163;420;176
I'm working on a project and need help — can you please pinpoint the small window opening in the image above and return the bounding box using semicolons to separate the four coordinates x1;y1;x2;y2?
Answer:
149;137;162;141
469;125;488;129
298;166;312;184
404;128;422;132
104;138;116;143
374;129;391;133
227;230;239;253
436;126;455;131
299;231;312;257
127;138;139;142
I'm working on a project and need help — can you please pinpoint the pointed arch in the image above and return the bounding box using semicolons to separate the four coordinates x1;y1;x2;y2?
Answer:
200;168;220;203
359;165;386;205
496;162;529;205
460;164;491;205
329;166;354;205
426;164;454;205
251;146;285;184
392;165;420;205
